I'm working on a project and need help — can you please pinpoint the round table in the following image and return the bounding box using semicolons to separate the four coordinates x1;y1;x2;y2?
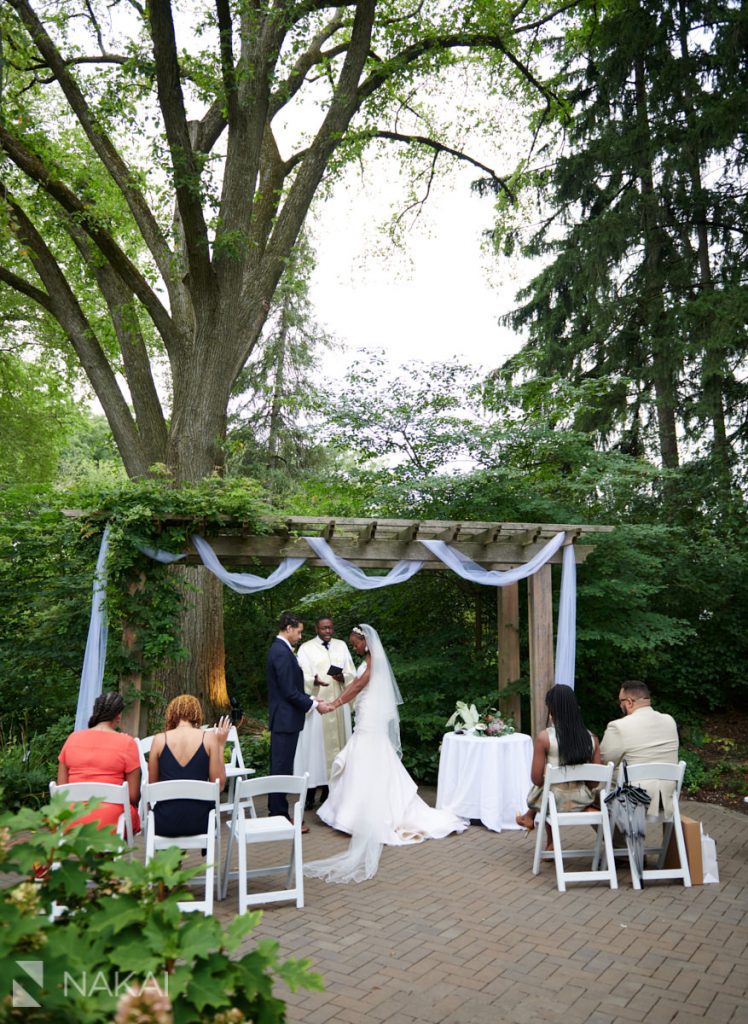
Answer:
435;731;533;831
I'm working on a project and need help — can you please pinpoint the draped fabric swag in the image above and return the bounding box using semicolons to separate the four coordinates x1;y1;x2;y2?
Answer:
75;529;578;729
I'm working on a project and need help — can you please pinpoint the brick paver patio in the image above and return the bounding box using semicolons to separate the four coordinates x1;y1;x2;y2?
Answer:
218;791;747;1024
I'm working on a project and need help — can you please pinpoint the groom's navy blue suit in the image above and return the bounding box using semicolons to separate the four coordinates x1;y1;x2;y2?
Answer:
266;636;313;816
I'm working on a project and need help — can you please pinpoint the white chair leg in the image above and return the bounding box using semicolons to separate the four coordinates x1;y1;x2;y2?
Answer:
294;834;304;909
203;833;215;916
237;827;248;915
599;803;618;890
657;820;674;869
221;827;233;901
548;798;566;893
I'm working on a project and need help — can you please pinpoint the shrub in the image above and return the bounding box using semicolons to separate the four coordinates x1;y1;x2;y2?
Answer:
0;794;323;1022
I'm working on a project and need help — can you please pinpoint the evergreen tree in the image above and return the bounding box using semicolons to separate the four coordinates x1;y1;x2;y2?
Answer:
495;0;747;486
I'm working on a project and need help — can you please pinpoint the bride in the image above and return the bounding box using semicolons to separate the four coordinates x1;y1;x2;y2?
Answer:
304;624;468;883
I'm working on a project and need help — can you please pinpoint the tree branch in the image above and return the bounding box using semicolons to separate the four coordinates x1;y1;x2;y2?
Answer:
357;31;559;114
374;130;514;200
238;0;378;379
215;0;238;126
0;124;178;350
0;264;54;314
2;191;151;476
147;0;214;296
268;11;346;119
66;223;168;463
7;0;176;292
515;0;583;35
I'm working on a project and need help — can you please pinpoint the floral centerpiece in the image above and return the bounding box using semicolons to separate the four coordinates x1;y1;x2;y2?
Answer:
446;701;515;737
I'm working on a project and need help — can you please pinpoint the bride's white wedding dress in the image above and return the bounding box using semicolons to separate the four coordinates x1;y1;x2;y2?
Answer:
304;625;468;883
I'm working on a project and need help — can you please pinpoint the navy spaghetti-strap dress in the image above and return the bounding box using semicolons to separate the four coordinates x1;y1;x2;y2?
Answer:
153;736;213;837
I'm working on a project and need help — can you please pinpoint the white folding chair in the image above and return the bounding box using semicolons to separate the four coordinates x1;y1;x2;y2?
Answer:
201;724;254;815
613;761;691;889
532;762;618;892
142;779;222;915
222;774;308;912
136;735;156;836
49;780;136;847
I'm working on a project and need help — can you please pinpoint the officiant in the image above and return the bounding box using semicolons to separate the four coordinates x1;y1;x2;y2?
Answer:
294;616;355;809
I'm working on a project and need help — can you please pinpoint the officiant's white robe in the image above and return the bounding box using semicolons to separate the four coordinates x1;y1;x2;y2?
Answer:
294;636;355;786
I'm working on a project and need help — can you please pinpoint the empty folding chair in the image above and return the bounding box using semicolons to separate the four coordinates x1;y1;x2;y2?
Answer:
200;724;254;816
136;735;156;838
49;780;136;847
222;774;308;911
142;779;221;914
613;760;691;889
532;762;617;892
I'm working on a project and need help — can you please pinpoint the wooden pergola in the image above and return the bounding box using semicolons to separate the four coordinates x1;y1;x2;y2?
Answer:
171;515;613;736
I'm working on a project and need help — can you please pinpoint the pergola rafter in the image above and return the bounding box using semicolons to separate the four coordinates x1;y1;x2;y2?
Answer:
115;515;613;737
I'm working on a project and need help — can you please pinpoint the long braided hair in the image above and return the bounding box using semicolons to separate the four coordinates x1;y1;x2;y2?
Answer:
545;684;593;765
88;692;125;728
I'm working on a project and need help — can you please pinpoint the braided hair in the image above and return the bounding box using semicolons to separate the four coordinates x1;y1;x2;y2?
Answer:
88;692;125;728
164;694;204;731
545;684;593;765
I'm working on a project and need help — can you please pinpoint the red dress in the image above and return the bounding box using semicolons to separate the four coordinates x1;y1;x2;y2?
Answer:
58;729;141;833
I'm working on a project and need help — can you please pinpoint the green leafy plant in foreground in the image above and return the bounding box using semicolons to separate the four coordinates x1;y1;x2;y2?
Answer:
0;795;323;1023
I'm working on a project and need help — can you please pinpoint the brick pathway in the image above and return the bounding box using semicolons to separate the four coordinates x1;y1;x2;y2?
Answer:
216;792;747;1024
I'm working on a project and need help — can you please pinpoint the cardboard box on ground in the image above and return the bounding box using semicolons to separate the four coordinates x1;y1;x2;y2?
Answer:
664;815;703;884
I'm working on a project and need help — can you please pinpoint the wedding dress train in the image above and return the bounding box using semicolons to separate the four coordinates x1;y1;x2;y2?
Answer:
304;625;468;883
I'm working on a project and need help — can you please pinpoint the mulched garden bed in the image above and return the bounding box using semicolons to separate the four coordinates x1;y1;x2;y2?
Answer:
683;710;748;815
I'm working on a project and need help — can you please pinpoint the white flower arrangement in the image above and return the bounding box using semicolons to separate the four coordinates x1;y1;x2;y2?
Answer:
446;700;515;737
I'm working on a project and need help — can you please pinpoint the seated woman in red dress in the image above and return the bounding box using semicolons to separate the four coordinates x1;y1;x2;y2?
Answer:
57;692;141;834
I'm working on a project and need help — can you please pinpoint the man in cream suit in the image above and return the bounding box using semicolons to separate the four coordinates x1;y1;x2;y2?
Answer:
294;616;356;809
600;680;679;816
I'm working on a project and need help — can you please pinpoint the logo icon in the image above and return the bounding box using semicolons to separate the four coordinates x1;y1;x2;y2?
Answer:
13;961;44;1008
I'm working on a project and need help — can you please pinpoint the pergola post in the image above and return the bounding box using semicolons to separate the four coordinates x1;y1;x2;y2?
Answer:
497;583;521;730
527;564;554;737
120;573;146;738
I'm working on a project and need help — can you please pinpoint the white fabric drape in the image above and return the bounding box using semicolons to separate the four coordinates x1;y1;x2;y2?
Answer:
75;526;110;731
303;535;423;589
419;531;565;584
191;535;306;593
554;542;577;688
421;531;576;690
74;527;579;721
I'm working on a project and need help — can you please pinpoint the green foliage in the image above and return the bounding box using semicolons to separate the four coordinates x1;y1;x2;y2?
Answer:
495;0;747;478
0;719;74;812
0;795;323;1022
680;749;710;794
238;732;271;777
0;353;83;487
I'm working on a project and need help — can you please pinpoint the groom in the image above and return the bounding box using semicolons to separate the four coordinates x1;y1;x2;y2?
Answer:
266;612;331;824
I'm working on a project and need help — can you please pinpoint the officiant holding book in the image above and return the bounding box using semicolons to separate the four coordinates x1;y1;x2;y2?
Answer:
294;616;356;809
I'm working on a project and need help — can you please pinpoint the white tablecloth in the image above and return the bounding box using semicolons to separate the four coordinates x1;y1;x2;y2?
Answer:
435;731;533;832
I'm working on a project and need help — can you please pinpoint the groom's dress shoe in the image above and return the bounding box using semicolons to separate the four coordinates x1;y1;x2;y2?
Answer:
287;814;309;834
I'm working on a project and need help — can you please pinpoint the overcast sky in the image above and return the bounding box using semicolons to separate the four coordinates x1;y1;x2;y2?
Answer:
307;158;532;383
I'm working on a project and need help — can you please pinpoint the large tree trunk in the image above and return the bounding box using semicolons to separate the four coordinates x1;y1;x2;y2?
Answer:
159;568;227;716
156;367;233;717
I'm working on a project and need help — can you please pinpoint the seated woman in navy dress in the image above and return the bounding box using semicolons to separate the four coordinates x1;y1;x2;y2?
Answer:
148;695;231;836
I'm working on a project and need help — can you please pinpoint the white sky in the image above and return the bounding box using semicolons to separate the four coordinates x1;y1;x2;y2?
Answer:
308;157;532;383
